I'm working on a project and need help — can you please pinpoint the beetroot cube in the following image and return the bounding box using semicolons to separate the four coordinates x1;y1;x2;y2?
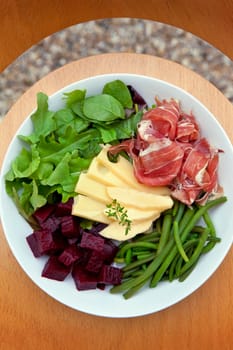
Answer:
52;231;68;252
34;229;54;255
99;265;122;285
33;204;55;225
34;229;66;255
58;244;81;266
80;231;104;252
102;240;118;263
26;233;42;257
72;264;98;290
40;216;61;233
55;198;73;216
85;250;104;273
61;216;80;238
42;256;71;281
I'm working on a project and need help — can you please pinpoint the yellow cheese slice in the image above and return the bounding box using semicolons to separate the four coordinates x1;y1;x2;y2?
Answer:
75;173;110;203
87;156;126;187
96;147;170;195
99;218;158;241
106;186;173;210
72;195;112;224
72;193;159;223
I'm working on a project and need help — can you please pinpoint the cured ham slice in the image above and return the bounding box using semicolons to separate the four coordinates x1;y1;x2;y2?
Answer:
142;99;180;140
109;98;222;205
176;113;200;142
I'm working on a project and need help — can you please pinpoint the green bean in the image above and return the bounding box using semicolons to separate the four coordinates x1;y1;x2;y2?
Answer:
155;217;162;233
168;239;198;281
203;211;216;236
135;252;156;260
113;203;192;293
123;278;150;299
110;239;175;293
172;199;179;217
122;253;155;272
178;261;198;282
173;201;186;223
173;221;189;263
150;196;227;288
117;241;158;258
175;254;184;277
125;248;132;264
123;267;140;278
201;236;221;254
202;210;218;251
179;227;210;275
168;253;180;281
133;231;161;242
157;213;173;254
112;196;227;298
191;225;206;233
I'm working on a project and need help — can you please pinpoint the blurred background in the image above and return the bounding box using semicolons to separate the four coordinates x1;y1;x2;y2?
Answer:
0;18;232;120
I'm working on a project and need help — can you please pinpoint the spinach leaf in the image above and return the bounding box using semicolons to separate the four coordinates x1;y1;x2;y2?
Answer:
96;110;143;143
103;80;133;109
83;94;125;122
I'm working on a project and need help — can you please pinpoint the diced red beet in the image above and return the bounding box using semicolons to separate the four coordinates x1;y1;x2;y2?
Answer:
97;283;106;290
72;263;98;290
42;256;71;281
34;229;54;255
102;240;118;264
34;229;66;255
85;250;104;273
76;247;92;266
40;216;61;233
26;233;42;257
33;204;55;225
55;198;74;216
80;231;105;252
60;216;80;238
58;244;81;266
99;265;122;285
52;231;68;252
89;223;107;234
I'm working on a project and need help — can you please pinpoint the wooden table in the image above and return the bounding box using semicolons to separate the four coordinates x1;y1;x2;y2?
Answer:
0;53;232;349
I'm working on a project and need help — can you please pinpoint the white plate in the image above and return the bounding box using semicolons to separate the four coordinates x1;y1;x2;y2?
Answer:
0;73;233;318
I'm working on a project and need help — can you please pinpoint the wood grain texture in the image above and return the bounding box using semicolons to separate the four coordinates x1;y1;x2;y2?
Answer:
0;53;232;350
1;0;233;70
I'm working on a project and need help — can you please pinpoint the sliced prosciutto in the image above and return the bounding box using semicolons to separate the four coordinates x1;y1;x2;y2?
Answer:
108;98;223;205
133;138;184;186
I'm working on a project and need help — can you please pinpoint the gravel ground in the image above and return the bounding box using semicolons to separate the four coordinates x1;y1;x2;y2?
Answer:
0;18;233;120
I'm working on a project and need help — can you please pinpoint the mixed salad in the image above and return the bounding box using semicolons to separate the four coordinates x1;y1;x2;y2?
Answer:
5;79;227;299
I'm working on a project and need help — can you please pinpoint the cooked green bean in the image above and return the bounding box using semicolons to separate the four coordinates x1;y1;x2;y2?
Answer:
173;220;189;263
122;253;155;272
125;248;132;264
150;196;227;288
117;241;158;258
111;196;227;298
123;278;150;299
179;227;210;275
157;213;172;254
178;261;198;282
134;231;161;242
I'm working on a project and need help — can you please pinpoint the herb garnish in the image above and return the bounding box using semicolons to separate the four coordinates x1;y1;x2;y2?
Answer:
105;199;132;235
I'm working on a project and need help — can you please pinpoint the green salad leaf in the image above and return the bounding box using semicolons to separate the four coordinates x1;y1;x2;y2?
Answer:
103;79;133;109
5;80;144;222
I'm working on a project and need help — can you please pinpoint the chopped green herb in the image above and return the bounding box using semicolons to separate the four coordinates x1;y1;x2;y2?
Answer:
105;199;132;235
